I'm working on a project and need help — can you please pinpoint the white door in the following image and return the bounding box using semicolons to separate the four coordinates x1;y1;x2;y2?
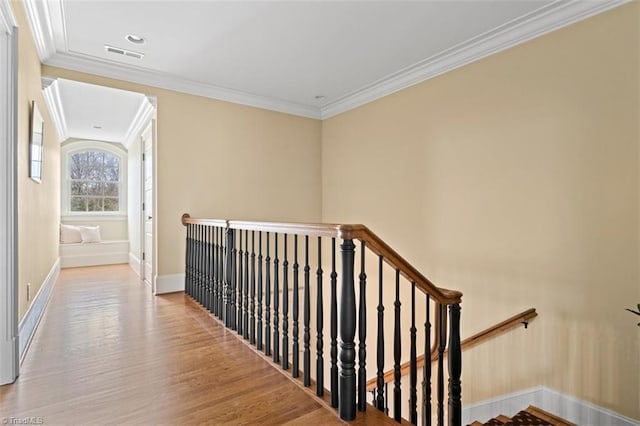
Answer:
141;123;154;289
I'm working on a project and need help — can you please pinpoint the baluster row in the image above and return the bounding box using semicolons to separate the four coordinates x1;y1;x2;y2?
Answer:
183;222;461;425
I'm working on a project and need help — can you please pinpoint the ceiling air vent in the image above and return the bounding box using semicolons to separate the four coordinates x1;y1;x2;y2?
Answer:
104;44;144;59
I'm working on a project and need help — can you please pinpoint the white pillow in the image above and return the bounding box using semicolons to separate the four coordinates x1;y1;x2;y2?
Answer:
60;224;82;244
79;225;102;243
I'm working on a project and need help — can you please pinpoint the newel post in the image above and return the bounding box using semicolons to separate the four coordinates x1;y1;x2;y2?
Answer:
339;238;356;420
448;303;462;426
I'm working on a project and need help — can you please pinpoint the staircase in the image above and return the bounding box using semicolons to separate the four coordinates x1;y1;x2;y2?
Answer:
181;214;463;424
469;406;575;426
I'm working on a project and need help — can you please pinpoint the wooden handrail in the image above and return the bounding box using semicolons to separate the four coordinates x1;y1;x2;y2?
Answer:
181;213;462;304
365;308;538;390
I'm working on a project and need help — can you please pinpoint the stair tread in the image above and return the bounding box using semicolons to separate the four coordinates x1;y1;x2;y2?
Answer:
496;415;511;422
485;417;507;425
503;410;553;426
525;406;576;426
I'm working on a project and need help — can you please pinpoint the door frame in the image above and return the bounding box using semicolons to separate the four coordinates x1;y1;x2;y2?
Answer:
140;117;156;293
0;0;19;385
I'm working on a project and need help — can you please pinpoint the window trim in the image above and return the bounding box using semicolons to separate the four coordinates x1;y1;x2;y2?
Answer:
61;141;127;217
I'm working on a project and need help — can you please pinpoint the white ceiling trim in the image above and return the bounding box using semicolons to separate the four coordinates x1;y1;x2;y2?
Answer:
45;51;322;119
0;0;17;33
42;79;68;142
25;0;629;121
23;0;55;61
123;98;154;149
320;0;630;119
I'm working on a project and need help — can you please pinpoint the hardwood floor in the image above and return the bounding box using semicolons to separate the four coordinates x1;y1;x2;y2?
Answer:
0;265;343;425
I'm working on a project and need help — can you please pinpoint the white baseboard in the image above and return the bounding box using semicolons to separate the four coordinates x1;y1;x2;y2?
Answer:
462;386;544;424
128;252;140;276
541;387;640;426
155;273;184;294
18;258;60;362
463;386;639;426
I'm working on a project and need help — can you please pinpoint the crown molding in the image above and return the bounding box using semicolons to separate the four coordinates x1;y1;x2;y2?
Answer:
320;0;631;119
42;79;68;142
123;98;154;149
23;0;56;61
0;0;17;33
44;52;322;120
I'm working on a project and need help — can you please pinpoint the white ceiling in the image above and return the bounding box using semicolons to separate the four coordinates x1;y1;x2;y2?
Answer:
43;78;154;147
27;0;627;119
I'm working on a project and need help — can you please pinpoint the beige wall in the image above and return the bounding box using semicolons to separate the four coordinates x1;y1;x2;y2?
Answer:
41;66;323;277
322;3;639;420
13;1;60;320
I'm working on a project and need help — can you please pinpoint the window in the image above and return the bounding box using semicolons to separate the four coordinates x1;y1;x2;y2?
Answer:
61;142;127;216
69;150;121;212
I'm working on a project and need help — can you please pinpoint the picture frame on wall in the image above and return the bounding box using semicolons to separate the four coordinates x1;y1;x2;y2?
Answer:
29;100;44;183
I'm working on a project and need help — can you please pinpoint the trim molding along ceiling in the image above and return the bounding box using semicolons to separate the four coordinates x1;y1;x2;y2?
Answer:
42;79;68;142
24;0;629;119
0;0;17;33
123;97;154;149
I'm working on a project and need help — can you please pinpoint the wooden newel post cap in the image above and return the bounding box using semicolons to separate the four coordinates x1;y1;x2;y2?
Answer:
181;213;190;226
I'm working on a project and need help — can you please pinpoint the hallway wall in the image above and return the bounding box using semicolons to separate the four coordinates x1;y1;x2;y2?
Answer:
321;3;639;419
13;1;60;320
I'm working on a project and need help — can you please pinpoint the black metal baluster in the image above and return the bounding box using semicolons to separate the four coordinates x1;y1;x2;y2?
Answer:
303;235;311;387
244;230;249;340
393;269;401;422
437;304;446;426
197;225;203;305
218;227;224;318
273;233;280;363
292;235;299;378
385;382;389;415
358;241;367;412
194;225;200;302
448;304;462;426
185;224;191;297
376;255;385;411
265;232;271;356
339;238;356;420
212;227;217;315
207;226;213;312
250;231;256;345
409;283;418;424
237;230;243;335
423;294;431;426
330;238;338;408
282;235;290;370
316;237;324;397
231;229;237;330
198;225;206;306
224;229;234;328
257;232;264;351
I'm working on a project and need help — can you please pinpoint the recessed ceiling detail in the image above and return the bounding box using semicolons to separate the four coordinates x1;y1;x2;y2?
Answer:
42;78;154;148
25;0;629;120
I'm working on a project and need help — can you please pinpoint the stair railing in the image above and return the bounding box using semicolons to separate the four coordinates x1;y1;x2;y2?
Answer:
181;213;463;425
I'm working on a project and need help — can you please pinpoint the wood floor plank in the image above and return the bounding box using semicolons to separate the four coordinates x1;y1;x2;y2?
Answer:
0;265;343;425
